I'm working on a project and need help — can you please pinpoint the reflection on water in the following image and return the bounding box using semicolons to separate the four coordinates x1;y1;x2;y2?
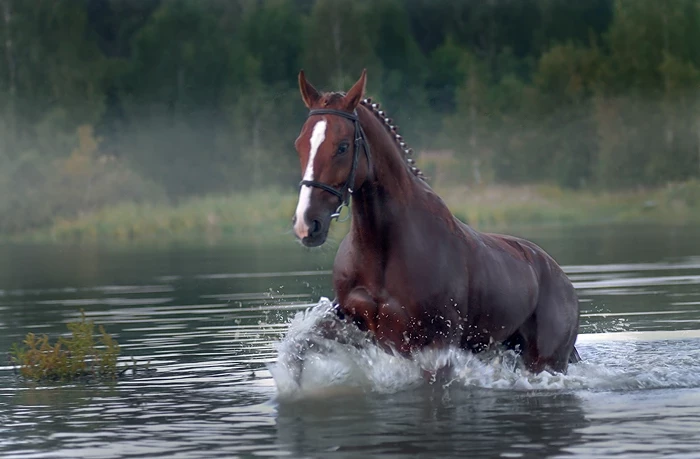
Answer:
1;224;700;458
275;389;589;458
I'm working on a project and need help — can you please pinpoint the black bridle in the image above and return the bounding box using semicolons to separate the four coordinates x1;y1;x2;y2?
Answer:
300;108;371;221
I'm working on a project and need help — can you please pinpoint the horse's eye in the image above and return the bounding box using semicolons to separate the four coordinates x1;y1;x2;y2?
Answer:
337;143;349;155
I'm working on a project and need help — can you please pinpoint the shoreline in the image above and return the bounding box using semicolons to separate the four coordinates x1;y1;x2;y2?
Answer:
7;182;700;246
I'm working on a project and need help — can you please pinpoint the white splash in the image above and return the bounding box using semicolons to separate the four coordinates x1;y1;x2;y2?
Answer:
268;298;700;401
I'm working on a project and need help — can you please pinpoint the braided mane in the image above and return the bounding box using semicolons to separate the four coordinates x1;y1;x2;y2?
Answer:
359;98;426;182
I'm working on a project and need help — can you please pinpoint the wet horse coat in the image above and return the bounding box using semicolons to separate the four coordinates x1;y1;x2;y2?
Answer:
293;70;580;373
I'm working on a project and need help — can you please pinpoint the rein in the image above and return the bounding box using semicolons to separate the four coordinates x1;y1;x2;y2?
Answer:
300;108;371;221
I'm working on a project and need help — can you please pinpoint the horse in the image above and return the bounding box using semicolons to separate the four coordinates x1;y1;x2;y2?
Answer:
291;69;580;374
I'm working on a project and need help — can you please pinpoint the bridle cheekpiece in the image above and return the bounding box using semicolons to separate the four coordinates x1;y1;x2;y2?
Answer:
300;108;371;222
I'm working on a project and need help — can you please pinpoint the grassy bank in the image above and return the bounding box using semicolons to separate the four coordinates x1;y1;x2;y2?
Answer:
438;181;700;229
16;181;700;245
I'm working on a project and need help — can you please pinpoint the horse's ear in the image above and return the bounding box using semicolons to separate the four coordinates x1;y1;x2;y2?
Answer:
299;70;321;108
343;69;367;111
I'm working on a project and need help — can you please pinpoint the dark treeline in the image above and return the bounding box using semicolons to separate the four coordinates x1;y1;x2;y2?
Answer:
0;0;699;232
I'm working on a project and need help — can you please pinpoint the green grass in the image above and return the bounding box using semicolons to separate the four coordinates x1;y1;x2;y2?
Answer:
14;181;700;245
437;182;700;230
28;188;304;245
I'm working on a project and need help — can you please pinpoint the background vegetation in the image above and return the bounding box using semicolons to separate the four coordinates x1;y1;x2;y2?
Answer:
1;0;700;239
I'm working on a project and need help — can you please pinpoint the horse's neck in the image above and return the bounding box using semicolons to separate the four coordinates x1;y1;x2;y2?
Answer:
350;106;426;246
357;105;417;195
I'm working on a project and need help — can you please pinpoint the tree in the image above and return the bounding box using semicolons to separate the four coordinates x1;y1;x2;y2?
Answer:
242;0;302;88
594;0;700;187
302;0;379;89
657;53;700;182
368;0;429;146
117;0;248;197
530;43;603;188
0;1;107;159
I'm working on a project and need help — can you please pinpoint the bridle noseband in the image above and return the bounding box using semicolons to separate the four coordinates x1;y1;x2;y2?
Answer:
300;108;371;222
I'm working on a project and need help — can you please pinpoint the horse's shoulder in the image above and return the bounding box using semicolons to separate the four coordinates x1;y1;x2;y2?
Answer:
333;233;354;275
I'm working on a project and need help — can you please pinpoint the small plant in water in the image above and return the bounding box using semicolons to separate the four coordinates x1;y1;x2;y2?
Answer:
8;311;121;382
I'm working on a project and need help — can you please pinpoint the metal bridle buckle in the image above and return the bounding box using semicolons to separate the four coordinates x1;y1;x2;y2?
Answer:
331;188;352;222
331;201;351;223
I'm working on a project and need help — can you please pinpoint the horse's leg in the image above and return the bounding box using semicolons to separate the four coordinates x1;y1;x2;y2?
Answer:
341;288;379;334
503;331;525;354
340;289;413;356
522;276;579;374
569;346;581;364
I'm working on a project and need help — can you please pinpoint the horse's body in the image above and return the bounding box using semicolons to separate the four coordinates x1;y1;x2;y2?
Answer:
292;70;579;373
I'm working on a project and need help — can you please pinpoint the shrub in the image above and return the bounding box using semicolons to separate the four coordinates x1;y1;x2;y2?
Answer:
9;311;121;382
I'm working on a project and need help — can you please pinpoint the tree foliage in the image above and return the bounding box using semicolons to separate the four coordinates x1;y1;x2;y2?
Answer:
0;0;699;231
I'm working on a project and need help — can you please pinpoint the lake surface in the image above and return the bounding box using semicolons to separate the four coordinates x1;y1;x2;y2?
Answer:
2;223;700;458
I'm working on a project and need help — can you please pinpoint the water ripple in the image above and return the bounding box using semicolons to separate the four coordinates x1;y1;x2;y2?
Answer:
1;251;700;458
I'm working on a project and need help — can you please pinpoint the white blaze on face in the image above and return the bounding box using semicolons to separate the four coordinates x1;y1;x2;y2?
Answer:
294;119;327;239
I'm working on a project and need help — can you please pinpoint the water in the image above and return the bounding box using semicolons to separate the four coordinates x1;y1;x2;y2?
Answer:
2;224;700;458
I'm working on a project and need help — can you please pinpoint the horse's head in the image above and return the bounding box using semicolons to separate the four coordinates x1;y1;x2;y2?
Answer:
292;69;369;247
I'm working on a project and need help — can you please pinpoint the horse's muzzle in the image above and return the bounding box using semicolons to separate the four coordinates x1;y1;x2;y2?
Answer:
301;232;327;247
299;217;328;247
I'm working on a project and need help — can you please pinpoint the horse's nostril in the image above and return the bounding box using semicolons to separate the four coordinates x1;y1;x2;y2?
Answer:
292;215;297;225
310;219;321;236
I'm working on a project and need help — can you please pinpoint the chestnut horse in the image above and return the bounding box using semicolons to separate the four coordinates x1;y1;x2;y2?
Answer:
292;69;580;373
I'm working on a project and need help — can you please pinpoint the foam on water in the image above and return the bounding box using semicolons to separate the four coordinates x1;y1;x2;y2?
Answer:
268;298;700;400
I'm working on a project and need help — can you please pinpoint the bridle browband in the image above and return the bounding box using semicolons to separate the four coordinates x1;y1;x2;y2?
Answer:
300;108;371;221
